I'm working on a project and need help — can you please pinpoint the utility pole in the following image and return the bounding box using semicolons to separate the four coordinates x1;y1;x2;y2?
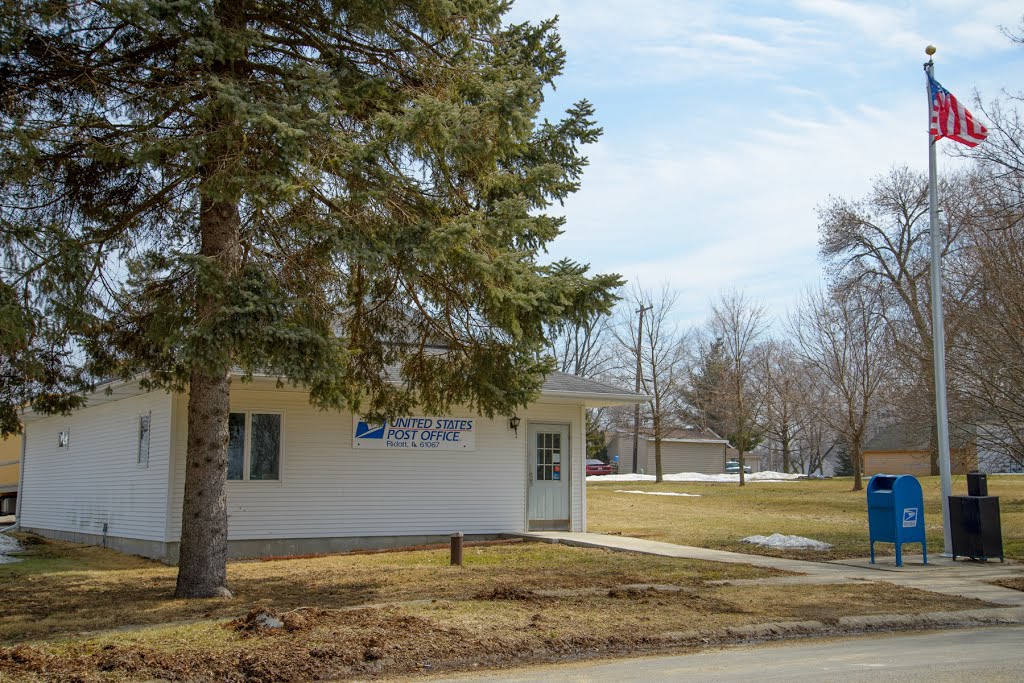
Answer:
632;303;653;473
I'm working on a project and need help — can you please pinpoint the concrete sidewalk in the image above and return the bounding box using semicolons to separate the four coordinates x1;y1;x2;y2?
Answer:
517;531;1024;609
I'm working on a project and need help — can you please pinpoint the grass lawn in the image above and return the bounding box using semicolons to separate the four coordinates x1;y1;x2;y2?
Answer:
586;474;1024;561
0;535;995;681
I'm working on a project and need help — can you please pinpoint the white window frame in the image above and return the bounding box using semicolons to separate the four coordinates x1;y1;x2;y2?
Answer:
58;427;71;452
227;411;284;483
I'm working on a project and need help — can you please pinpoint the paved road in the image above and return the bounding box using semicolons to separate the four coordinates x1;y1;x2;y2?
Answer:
428;626;1024;682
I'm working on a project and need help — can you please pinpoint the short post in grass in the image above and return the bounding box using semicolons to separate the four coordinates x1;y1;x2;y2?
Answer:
450;532;464;566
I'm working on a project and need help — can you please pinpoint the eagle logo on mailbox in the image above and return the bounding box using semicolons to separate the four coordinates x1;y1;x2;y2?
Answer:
902;508;918;528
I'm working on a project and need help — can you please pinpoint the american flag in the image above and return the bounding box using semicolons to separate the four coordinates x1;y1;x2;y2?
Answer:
928;75;987;147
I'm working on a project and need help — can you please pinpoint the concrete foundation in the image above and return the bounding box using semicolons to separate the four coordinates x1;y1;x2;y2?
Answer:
22;526;172;562
22;527;505;564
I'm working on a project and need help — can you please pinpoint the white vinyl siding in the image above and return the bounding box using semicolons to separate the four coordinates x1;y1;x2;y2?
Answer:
167;388;584;541
20;390;172;542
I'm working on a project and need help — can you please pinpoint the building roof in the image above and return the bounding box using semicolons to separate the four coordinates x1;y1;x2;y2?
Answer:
539;372;647;405
864;423;974;452
659;427;725;441
22;369;644;422
611;427;729;445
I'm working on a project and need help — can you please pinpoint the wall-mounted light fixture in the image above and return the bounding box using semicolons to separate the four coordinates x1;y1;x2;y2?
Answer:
509;416;521;436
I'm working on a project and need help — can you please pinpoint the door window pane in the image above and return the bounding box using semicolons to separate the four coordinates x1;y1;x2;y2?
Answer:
249;413;281;480
227;412;246;480
536;431;564;481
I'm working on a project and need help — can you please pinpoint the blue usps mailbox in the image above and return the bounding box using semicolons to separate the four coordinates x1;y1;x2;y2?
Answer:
867;474;927;567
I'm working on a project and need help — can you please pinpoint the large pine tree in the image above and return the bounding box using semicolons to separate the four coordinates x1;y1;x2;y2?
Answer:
1;0;620;597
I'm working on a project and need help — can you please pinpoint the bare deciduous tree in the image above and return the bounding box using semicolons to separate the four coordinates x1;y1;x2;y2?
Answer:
547;309;615;380
613;285;686;482
950;197;1024;470
790;288;890;491
817;165;978;475
706;290;768;487
793;365;837;475
760;340;804;474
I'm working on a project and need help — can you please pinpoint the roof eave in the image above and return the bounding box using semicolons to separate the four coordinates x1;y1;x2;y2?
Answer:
21;374;647;421
645;437;730;445
538;389;650;407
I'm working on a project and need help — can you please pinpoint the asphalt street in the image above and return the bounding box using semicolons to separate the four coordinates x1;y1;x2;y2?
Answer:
427;626;1024;682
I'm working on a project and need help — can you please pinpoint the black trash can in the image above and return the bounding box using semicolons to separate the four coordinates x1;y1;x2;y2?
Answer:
967;471;988;496
949;495;1003;562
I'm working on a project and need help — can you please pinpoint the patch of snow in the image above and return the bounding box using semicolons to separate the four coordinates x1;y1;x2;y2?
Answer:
0;533;22;564
255;612;284;629
615;490;701;497
741;533;832;551
588;471;804;483
744;471;805;481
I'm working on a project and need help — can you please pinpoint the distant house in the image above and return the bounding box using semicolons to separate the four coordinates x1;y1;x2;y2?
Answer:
977;447;1024;474
605;428;731;475
862;424;977;476
0;435;19;516
729;447;763;474
974;426;1024;474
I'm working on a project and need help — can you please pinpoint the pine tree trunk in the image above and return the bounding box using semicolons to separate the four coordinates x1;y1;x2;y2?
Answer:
173;0;244;597
175;368;233;598
174;191;240;598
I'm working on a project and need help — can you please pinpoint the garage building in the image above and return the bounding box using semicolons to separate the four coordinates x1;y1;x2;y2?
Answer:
605;428;731;475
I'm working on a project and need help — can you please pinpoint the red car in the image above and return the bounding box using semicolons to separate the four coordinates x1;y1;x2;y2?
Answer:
586;458;613;476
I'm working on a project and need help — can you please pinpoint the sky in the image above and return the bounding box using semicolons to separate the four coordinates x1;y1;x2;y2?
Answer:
504;0;1024;328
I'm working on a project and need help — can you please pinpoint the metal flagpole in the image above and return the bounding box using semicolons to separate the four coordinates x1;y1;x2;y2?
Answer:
924;45;954;556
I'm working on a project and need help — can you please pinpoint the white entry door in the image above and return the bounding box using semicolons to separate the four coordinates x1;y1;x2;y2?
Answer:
527;423;570;530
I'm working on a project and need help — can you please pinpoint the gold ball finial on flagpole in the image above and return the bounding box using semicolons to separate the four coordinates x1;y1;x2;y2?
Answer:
925;45;936;56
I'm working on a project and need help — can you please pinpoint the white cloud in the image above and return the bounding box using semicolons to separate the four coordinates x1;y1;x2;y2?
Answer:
546;94;945;326
510;0;1022;329
790;0;926;52
508;0;824;86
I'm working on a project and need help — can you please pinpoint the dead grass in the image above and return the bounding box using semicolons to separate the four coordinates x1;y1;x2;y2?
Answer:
586;474;1024;561
992;577;1024;592
0;535;785;644
0;508;1010;681
0;567;992;682
0;479;1015;679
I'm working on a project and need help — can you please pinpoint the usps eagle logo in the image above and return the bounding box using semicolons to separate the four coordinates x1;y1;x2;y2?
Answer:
355;421;386;439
